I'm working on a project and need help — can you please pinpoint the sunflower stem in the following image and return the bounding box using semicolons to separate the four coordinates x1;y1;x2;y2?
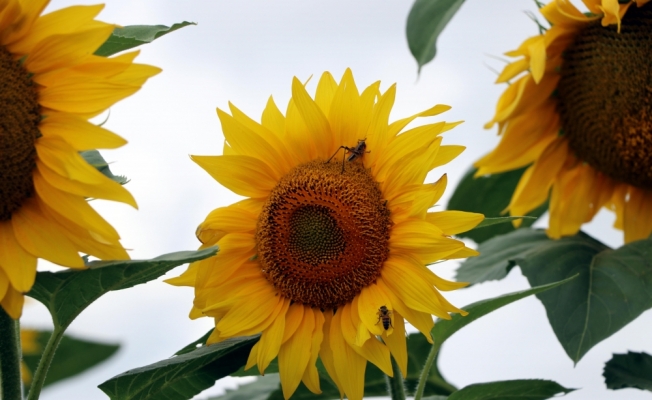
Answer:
385;356;406;400
414;339;442;400
25;326;64;400
0;307;23;400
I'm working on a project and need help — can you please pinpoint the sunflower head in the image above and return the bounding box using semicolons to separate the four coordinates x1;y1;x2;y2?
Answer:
479;0;652;243
169;70;482;399
0;0;160;318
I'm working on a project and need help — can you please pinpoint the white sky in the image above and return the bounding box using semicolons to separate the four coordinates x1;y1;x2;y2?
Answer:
21;0;652;399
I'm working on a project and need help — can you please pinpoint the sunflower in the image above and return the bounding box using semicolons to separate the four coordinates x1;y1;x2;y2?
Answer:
479;0;652;243
0;0;161;319
168;70;482;400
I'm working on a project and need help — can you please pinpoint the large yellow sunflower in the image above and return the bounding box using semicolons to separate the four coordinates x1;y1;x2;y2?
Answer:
480;0;652;243
168;70;482;400
0;0;160;319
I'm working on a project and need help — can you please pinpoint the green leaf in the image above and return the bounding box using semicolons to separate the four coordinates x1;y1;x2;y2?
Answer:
405;333;457;396
518;234;652;363
27;247;217;330
406;0;465;71
22;330;118;389
456;229;550;285
422;396;449;400
95;22;196;57
447;380;574;400
432;274;577;346
447;166;547;244
207;375;281;400
81;150;128;185
99;336;257;400
603;351;652;392
174;329;214;356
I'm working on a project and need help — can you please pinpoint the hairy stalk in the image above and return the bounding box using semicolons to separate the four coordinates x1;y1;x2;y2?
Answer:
0;307;23;400
25;326;64;400
414;339;442;400
385;356;407;400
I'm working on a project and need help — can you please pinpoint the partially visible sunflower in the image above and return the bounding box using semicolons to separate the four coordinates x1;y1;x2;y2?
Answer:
168;70;482;400
20;328;40;383
479;0;652;243
0;0;161;318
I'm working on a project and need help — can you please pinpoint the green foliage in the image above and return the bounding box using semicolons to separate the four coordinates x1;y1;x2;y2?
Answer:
99;336;258;400
457;228;652;364
432;274;577;346
447;166;547;244
22;331;118;389
406;0;465;72
81;150;128;186
446;380;574;400
27;247;217;330
518;234;652;363
603;351;652;391
95;22;196;57
456;229;550;284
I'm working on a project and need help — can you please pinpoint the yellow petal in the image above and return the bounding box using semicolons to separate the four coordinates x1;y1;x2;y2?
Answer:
330;311;366;400
426;211;484;235
191;155;277;198
217;107;288;178
39;81;141;117
37;160;137;208
390;219;463;264
381;257;452;319
358;283;391;337
282;303;305;344
25;25;115;74
291;76;333;159
39;112;127;150
257;298;290;374
33;170;120;241
261;96;286;137
278;306;314;399
528;35;547;83
0;221;37;292
624;186;652;243
319;311;345;398
8;5;105;55
1;285;25;319
329;68;361;149
301;310;325;394
379;277;434;342
365;84;396;169
314;71;338;116
11;199;84;267
382;310;407;377
214;283;280;337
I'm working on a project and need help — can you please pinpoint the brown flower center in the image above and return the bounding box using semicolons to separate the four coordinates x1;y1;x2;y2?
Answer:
256;159;391;309
557;3;652;189
0;46;41;221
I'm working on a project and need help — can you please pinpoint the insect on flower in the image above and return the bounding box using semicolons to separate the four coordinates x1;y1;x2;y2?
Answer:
376;305;393;330
326;139;369;172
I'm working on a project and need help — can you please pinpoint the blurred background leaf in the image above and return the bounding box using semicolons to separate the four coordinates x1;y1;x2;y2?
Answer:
518;234;652;363
22;330;118;390
603;351;652;392
447;166;548;244
95;22;196;57
406;0;465;72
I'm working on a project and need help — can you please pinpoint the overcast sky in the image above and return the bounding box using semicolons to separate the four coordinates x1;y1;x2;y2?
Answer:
22;1;652;399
